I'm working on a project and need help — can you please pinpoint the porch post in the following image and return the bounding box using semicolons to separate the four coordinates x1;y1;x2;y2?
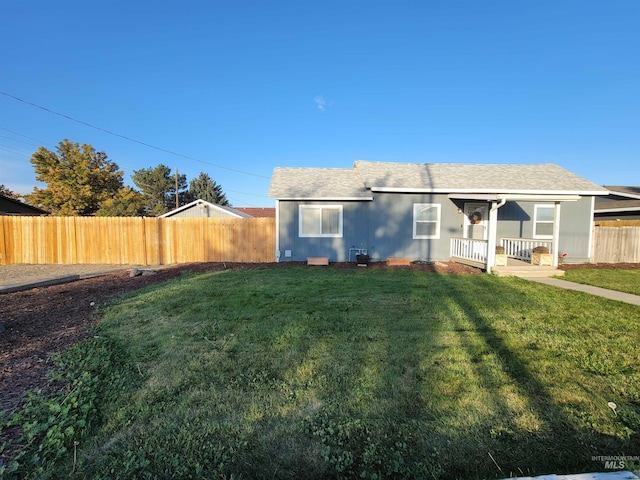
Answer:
552;202;561;267
487;201;499;273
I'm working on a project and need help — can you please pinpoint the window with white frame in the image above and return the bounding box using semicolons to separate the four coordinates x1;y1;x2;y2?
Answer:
413;203;441;239
533;204;555;238
299;205;343;237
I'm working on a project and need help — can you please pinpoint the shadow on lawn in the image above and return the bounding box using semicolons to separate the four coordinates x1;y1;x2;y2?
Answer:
428;274;633;478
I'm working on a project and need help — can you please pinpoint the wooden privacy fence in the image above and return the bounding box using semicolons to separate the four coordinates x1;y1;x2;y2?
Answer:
0;217;276;265
591;225;640;263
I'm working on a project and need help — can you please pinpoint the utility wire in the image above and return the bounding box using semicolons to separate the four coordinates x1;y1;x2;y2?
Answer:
0;127;56;148
0;91;270;179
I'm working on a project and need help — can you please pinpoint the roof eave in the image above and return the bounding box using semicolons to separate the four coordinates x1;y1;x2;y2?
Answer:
373;187;608;196
160;199;248;218
274;196;374;201
594;206;640;213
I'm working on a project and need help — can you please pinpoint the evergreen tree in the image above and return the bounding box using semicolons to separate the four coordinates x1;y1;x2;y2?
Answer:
188;172;230;206
0;184;20;199
132;164;187;215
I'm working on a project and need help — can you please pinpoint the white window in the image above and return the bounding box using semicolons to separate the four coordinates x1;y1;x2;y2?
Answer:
299;205;343;237
533;204;555;238
413;204;441;239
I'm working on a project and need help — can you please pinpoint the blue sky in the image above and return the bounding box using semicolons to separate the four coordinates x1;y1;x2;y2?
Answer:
1;1;638;207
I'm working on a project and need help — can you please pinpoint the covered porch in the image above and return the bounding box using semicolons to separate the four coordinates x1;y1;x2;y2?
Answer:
450;237;565;277
447;192;580;275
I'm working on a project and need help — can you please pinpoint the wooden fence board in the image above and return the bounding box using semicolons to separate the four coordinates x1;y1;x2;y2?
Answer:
0;217;6;265
0;217;275;265
592;226;640;263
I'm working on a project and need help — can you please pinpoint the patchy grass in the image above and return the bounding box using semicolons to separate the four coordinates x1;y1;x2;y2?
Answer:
3;267;639;479
562;269;640;296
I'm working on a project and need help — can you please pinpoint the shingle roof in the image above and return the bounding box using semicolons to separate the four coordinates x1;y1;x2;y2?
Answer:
235;207;276;218
268;161;608;199
601;186;640;198
354;161;607;193
268;168;371;199
595;199;640;211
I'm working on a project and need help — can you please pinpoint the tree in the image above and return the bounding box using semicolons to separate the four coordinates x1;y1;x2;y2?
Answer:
188;172;230;206
23;139;123;216
0;184;20;199
95;187;147;216
132;164;187;215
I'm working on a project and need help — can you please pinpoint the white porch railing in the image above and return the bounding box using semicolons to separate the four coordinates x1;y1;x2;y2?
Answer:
450;237;488;265
500;237;553;262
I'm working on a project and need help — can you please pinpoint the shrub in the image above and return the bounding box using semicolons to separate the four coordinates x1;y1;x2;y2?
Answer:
495;246;505;254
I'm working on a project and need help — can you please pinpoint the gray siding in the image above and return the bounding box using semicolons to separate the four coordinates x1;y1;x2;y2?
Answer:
277;195;595;263
168;205;241;219
369;193;461;261
556;196;594;262
496;198;593;262
277;201;370;262
278;194;462;262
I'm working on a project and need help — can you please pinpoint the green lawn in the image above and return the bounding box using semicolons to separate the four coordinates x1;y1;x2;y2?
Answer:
562;268;640;296
3;267;639;479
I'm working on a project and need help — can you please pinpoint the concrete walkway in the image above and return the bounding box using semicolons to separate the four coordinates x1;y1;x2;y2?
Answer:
523;277;640;306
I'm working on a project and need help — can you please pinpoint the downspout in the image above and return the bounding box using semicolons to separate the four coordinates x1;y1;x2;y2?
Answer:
486;197;507;273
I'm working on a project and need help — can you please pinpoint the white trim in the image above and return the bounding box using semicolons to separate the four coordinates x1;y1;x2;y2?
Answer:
159;199;248;218
448;193;582;202
595;206;640;213
552;203;561;267
604;188;640;200
376;187;606;195
533;204;556;239
588;196;595;263
298;205;343;238
276;196;373;201
275;199;280;262
412;203;441;239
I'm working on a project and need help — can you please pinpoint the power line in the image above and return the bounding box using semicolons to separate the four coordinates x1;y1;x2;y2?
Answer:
0;91;270;179
0;124;271;203
0;127;56;148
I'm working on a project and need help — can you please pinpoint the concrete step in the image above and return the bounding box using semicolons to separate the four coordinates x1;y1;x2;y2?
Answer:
493;267;565;278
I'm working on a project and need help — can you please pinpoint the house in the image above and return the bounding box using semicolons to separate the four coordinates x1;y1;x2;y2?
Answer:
594;186;640;220
268;161;609;272
159;199;253;219
0;194;49;216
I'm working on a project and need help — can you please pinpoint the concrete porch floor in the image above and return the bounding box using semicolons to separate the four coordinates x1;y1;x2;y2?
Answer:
492;258;565;278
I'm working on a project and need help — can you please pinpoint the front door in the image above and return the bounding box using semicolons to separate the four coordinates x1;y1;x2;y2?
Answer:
463;203;489;240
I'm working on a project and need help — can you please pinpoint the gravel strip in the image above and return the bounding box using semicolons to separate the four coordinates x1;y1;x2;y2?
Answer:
0;264;143;287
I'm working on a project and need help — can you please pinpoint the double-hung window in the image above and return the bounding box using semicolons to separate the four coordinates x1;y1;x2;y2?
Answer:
413;204;441;239
533;204;555;238
299;205;343;237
